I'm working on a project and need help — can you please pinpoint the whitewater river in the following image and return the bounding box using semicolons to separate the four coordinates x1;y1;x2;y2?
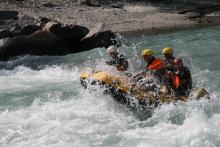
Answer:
0;26;220;147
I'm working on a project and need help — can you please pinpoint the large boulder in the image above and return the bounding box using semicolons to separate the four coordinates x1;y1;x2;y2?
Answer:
0;11;19;30
0;21;118;61
10;15;42;36
0;30;67;61
0;11;18;20
77;31;118;52
44;21;90;47
15;24;41;36
0;29;13;39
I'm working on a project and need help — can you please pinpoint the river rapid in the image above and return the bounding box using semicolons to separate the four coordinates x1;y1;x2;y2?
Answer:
0;26;220;147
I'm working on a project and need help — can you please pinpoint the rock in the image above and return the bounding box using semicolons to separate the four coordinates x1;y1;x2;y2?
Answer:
0;29;13;39
0;38;10;47
43;21;62;32
0;31;67;61
44;22;89;47
10;15;42;36
9;25;21;36
38;17;51;24
0;11;18;20
0;20;4;26
111;2;123;8
58;24;89;47
200;13;220;24
84;23;104;38
16;15;39;29
179;4;220;18
78;31;118;52
79;0;101;7
0;20;118;61
0;29;118;61
36;17;56;28
42;2;59;8
18;25;41;36
184;12;201;19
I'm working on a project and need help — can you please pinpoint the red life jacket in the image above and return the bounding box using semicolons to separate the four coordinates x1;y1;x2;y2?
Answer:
147;58;164;70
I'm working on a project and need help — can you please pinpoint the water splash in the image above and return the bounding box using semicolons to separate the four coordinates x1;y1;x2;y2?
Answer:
0;26;220;146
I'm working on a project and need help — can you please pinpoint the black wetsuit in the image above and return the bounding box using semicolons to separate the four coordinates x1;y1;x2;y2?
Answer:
106;54;129;71
163;56;176;89
164;56;175;71
175;66;192;96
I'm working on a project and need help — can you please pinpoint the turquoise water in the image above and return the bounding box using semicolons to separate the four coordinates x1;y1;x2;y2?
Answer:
0;26;220;147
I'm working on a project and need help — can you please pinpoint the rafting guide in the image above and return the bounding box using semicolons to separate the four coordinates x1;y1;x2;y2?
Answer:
106;45;129;71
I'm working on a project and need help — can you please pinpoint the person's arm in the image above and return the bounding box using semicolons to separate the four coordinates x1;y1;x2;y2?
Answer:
116;55;129;71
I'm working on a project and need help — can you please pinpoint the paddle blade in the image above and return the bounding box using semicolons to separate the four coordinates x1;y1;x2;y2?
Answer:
173;75;180;88
148;59;164;70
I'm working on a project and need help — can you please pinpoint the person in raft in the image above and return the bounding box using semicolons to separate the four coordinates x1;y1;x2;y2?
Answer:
173;57;192;96
106;45;129;71
141;48;165;82
161;47;177;93
131;48;165;92
161;47;192;96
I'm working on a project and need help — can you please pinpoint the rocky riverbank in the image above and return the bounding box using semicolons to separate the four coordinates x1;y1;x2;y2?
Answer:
1;0;220;61
1;0;220;35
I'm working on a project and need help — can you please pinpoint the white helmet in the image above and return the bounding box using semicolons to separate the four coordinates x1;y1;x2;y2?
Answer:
107;45;118;54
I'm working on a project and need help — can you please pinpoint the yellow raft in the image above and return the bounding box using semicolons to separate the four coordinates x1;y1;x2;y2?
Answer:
80;70;209;106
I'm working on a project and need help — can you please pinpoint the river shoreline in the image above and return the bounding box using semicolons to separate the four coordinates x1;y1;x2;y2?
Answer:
1;0;220;36
122;23;220;37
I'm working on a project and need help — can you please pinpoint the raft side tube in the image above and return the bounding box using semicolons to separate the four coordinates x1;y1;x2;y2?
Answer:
80;70;210;106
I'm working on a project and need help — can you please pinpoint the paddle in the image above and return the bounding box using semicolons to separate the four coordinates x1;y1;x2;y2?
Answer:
148;58;164;70
132;58;164;80
173;75;180;88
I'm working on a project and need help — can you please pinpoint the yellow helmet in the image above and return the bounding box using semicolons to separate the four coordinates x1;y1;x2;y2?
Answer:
162;47;173;55
142;49;154;56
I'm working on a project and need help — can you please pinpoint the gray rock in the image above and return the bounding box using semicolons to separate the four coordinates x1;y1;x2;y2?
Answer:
43;21;62;33
0;29;13;39
79;0;101;7
0;31;67;61
42;2;59;8
9;25;21;36
16;15;39;29
38;17;51;24
79;31;118;52
0;18;118;61
18;25;41;36
10;15;42;36
45;22;90;47
0;30;118;61
185;12;201;19
0;11;18;20
111;2;123;8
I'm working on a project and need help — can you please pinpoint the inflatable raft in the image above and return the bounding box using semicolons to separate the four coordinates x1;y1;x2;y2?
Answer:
80;70;209;108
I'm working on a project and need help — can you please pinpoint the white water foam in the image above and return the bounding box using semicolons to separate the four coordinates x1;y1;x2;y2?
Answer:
0;64;219;147
1;26;220;147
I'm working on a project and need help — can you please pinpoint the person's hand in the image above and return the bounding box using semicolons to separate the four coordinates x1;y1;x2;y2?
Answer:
175;71;180;75
140;71;146;76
